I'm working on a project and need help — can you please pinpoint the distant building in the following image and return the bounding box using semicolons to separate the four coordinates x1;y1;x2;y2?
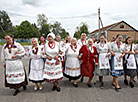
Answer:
91;21;138;41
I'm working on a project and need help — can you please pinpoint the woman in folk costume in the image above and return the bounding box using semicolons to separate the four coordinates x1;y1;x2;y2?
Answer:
56;35;65;67
79;38;98;87
110;34;125;92
95;35;110;88
61;35;71;71
77;33;86;47
42;33;63;92
39;35;47;46
1;35;28;96
64;38;81;87
123;37;137;88
26;38;44;91
135;42;138;79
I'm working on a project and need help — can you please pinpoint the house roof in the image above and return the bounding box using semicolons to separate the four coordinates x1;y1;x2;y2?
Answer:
91;21;138;34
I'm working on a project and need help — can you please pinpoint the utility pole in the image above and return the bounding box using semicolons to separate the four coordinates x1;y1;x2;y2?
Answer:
98;8;103;35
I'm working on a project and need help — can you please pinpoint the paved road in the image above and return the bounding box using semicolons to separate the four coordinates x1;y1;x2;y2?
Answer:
0;46;138;102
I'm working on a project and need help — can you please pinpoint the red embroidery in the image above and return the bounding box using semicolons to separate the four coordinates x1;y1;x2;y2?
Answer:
70;45;77;52
48;42;55;49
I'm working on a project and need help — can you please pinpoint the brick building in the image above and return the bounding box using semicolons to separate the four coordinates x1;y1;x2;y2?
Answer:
91;21;138;41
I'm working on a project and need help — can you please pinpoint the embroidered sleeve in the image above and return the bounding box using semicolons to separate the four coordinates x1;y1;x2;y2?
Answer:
1;45;6;64
15;43;25;58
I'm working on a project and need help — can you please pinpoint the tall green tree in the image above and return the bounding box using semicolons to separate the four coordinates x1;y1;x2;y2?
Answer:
37;14;50;36
51;21;67;39
74;22;89;39
0;10;12;38
15;20;40;39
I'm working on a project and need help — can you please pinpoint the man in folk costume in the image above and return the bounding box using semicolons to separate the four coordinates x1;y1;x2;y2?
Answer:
79;38;98;87
124;37;137;88
1;35;28;96
42;33;63;92
64;38;81;87
26;38;44;91
77;33;86;47
110;34;125;92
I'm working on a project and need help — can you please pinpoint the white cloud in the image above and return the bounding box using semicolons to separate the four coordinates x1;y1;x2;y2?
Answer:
0;0;138;37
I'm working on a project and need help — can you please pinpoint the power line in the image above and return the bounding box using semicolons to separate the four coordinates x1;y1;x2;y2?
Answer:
8;12;97;20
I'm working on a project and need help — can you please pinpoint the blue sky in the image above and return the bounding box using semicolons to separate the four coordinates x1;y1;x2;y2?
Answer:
0;0;138;37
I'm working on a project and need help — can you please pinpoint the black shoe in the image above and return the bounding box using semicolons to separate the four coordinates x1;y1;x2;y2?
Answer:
23;86;27;90
81;77;83;82
13;90;20;96
52;86;57;91
73;83;78;88
56;87;61;92
115;87;120;92
87;83;92;88
69;78;71;82
124;80;128;85
129;82;134;88
100;83;104;89
112;83;115;87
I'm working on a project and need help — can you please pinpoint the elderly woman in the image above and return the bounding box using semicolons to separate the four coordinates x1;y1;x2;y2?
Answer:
64;38;81;87
26;38;44;91
95;35;110;88
77;33;86;47
79;38;98;87
1;34;28;96
42;33;63;92
110;34;125;92
123;37;137;88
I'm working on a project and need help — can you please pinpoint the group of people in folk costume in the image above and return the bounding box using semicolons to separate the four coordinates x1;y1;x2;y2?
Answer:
1;33;138;96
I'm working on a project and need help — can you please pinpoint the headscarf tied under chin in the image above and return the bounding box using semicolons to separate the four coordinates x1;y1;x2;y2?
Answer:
47;32;56;39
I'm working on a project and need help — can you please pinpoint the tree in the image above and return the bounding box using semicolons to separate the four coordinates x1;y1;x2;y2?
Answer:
74;22;89;39
51;21;67;39
51;21;62;35
79;22;89;34
0;10;12;38
14;20;40;39
37;14;50;36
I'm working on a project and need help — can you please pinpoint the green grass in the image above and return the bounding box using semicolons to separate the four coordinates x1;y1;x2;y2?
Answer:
0;42;31;46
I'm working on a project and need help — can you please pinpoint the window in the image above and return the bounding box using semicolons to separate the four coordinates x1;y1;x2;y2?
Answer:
120;25;124;28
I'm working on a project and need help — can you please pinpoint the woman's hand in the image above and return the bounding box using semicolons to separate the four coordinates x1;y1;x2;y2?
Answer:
46;56;52;60
54;55;59;60
78;55;82;59
12;55;16;59
42;52;46;55
95;63;98;67
112;52;115;56
105;54;110;57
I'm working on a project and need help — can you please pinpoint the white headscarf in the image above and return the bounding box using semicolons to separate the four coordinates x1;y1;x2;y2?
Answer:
47;32;56;39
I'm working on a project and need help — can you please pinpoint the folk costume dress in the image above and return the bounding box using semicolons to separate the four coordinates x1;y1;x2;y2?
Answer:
77;39;86;47
79;45;98;77
26;45;44;83
64;44;81;80
42;42;63;83
135;44;138;72
95;42;110;76
110;42;125;77
124;44;137;76
1;42;28;89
